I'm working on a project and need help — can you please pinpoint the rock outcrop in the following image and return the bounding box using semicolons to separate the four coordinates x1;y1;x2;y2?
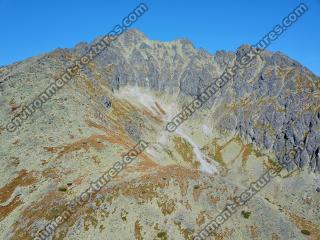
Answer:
0;29;319;240
69;29;320;172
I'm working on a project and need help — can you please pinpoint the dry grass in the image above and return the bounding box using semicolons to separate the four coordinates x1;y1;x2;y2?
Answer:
284;209;320;240
0;170;36;204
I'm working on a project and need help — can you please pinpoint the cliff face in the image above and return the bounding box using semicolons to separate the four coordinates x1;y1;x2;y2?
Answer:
0;29;319;240
72;29;320;172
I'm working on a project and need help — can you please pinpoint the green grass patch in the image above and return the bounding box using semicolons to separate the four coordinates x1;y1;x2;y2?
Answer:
301;229;311;235
241;211;251;219
58;187;67;192
157;231;168;240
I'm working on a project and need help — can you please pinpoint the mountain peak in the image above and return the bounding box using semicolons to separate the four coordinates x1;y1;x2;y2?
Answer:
1;29;319;240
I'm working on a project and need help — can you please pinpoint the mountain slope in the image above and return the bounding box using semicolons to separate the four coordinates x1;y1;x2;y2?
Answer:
0;29;319;240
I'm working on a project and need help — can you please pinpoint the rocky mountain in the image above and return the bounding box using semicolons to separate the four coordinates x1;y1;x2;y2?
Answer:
0;29;319;239
72;29;320;173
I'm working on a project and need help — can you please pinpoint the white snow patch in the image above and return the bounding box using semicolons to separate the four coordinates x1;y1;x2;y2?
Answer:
159;132;168;145
175;129;217;174
116;86;170;116
202;124;212;137
116;86;218;174
145;146;161;161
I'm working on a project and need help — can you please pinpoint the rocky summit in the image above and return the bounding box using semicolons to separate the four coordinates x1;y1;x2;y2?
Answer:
0;29;319;239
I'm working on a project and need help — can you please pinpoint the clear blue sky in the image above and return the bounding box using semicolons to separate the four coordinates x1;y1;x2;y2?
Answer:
0;0;319;76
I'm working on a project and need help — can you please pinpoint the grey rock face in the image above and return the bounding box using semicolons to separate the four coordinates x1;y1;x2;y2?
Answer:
102;96;112;109
2;29;320;171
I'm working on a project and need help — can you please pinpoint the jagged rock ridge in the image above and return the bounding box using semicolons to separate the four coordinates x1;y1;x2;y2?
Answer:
69;29;320;172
